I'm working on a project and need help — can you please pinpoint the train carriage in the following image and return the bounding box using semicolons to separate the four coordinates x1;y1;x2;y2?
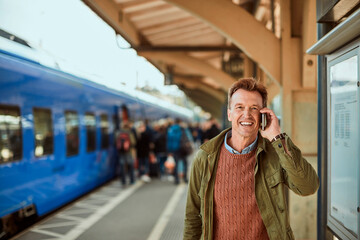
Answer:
0;32;192;238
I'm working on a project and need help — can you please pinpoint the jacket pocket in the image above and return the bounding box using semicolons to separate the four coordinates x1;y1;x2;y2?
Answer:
266;169;286;213
266;169;284;188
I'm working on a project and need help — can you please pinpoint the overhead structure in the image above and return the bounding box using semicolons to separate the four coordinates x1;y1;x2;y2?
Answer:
80;0;317;143
82;0;283;120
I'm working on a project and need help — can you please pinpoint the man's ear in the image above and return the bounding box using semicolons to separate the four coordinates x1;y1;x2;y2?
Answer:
227;108;231;122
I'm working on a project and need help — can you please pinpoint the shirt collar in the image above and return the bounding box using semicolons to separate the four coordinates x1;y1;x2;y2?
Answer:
224;130;258;154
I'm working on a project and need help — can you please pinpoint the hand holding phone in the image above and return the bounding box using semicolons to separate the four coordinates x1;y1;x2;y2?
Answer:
260;108;282;141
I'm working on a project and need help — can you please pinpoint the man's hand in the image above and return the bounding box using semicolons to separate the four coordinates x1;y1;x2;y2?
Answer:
259;108;281;141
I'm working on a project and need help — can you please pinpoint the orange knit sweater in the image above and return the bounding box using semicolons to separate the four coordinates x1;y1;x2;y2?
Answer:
213;144;269;240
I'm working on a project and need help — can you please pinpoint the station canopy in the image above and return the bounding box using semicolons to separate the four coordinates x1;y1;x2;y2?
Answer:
82;0;279;119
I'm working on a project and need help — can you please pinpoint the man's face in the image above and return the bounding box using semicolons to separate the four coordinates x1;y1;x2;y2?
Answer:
227;89;263;139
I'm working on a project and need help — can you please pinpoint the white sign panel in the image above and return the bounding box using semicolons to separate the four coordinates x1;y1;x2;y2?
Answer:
329;54;359;238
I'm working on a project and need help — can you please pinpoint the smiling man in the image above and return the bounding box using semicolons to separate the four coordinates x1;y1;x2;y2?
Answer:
183;78;319;240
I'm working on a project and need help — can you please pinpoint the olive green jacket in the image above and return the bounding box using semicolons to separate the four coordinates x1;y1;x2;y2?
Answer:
183;128;319;240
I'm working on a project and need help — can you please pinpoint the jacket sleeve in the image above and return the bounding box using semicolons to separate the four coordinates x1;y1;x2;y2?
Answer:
183;151;203;240
273;136;320;196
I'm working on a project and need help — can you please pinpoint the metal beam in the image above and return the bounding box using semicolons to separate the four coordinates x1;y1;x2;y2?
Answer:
82;0;141;45
139;51;235;91
135;45;241;52
173;76;226;102
164;0;281;84
182;88;223;120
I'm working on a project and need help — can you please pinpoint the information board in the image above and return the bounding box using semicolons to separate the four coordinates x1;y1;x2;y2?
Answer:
328;48;360;240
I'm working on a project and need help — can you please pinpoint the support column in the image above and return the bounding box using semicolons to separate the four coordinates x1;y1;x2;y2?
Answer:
280;0;301;137
302;0;317;89
281;1;318;239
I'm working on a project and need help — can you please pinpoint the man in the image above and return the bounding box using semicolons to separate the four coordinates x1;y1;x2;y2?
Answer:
183;78;319;240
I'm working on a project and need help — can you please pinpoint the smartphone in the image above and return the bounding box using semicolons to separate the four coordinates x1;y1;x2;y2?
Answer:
261;113;267;131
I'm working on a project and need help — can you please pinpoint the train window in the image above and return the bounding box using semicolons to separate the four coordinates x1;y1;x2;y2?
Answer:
100;114;109;149
85;113;96;152
65;111;79;156
33;108;54;157
0;105;22;163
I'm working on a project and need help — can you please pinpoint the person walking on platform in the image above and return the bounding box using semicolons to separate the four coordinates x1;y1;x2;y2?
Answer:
136;121;152;182
115;121;136;187
193;123;203;148
154;122;168;180
167;118;191;185
183;78;319;240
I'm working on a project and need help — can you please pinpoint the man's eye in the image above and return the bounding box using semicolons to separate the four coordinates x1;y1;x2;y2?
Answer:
251;107;258;111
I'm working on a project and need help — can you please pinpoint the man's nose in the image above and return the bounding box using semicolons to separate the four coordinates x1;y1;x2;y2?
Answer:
243;108;251;116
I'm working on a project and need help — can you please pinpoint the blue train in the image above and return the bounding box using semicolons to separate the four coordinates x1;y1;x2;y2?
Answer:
0;30;192;238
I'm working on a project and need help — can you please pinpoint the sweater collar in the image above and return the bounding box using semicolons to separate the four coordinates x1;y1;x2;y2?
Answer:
224;130;258;154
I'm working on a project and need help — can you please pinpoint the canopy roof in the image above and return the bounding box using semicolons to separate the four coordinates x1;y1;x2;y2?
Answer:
82;0;280;119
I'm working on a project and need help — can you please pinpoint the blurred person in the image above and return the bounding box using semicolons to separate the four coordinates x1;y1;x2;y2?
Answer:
190;122;202;148
115;121;136;187
129;121;138;161
144;118;155;144
203;117;221;142
167;118;190;184
154;122;168;180
200;120;210;144
183;78;319;239
136;121;152;182
145;119;158;177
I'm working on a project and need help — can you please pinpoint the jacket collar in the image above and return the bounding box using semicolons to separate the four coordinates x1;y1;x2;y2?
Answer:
256;132;267;155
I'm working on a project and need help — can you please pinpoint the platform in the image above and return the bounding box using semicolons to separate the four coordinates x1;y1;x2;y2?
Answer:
12;178;188;240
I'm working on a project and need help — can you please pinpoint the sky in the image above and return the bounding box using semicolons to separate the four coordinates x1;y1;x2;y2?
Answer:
0;0;183;96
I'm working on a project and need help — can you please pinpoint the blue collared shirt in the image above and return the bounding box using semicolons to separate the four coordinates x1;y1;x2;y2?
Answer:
224;130;258;154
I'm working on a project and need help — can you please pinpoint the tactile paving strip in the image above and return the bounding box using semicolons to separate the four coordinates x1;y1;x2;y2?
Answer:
13;181;134;240
159;185;188;240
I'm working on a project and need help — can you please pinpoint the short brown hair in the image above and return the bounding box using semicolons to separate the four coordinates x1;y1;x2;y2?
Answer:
228;78;267;109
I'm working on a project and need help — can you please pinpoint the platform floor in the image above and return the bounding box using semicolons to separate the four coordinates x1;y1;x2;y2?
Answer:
13;177;188;240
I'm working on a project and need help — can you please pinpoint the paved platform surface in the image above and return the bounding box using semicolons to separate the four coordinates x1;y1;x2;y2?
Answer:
12;178;188;240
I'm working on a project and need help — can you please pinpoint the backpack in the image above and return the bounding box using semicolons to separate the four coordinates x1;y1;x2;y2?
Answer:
116;132;131;152
167;125;182;152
